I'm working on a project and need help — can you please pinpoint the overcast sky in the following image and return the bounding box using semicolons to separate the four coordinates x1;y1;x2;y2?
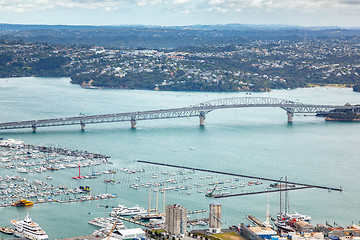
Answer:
0;0;359;27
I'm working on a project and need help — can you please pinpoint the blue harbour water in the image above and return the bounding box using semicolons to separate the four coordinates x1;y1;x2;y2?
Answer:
0;77;360;239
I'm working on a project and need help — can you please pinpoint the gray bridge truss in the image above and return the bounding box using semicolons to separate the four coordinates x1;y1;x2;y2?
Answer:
0;97;359;132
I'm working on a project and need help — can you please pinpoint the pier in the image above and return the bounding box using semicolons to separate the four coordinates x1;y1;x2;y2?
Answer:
116;216;152;228
137;160;343;192
114;210;207;228
0;195;117;208
247;214;265;227
188;209;207;214
0;97;359;131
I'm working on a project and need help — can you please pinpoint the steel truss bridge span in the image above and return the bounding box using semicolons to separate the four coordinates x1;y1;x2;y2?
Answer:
0;97;358;132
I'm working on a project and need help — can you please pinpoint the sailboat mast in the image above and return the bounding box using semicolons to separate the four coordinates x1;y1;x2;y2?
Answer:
287;184;290;214
156;183;159;215
279;179;282;216
285;176;288;214
148;186;151;216
163;184;166;216
265;192;270;226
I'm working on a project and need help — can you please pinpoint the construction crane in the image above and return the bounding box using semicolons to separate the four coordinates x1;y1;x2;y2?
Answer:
97;204;117;220
97;204;117;208
205;185;218;197
107;222;117;240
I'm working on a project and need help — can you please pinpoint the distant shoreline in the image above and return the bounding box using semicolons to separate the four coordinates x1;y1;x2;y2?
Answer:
1;76;357;93
305;83;353;89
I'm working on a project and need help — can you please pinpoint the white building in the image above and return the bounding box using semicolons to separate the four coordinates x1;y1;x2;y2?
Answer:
104;228;145;240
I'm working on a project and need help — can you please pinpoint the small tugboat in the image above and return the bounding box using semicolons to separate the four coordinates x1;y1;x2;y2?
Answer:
13;199;34;207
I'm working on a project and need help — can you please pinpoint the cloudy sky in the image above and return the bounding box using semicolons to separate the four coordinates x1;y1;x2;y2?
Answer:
0;0;359;27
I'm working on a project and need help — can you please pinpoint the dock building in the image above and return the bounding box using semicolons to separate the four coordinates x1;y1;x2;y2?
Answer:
105;228;145;240
248;226;277;240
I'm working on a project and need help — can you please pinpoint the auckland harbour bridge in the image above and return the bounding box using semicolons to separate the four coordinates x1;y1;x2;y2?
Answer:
0;97;359;132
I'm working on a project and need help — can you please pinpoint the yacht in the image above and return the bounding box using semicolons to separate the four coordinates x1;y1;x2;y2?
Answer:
17;167;28;173
116;206;147;216
109;204;127;217
282;212;311;222
0;226;14;234
88;217;125;229
274;220;293;232
11;213;49;240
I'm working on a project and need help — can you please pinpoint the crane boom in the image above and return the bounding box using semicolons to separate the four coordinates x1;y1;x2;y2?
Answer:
107;222;117;240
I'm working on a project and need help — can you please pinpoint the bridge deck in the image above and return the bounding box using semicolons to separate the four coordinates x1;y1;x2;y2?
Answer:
0;97;359;131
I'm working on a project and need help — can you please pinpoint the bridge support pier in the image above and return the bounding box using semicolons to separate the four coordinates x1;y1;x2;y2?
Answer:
131;120;137;129
80;122;85;131
287;112;294;123
199;114;206;126
31;124;37;132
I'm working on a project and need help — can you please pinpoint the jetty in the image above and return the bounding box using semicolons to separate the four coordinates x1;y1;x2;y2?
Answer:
247;214;265;227
137;160;343;192
116;216;152;228
214;186;313;198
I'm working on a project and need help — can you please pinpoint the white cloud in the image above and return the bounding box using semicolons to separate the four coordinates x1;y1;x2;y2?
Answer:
0;0;126;12
208;6;228;13
0;0;359;17
173;0;190;4
209;0;226;5
135;0;147;6
181;8;190;14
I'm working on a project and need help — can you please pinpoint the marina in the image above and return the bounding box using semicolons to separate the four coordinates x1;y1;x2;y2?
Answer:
0;139;118;206
1;138;298;208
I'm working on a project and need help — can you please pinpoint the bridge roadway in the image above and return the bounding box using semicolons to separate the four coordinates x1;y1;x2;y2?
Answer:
0;97;359;132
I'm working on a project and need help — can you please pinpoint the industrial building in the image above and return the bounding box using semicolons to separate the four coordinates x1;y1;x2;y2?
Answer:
104;228;145;240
